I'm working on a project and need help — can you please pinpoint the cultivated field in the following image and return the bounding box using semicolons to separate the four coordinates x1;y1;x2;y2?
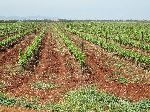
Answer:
0;21;150;112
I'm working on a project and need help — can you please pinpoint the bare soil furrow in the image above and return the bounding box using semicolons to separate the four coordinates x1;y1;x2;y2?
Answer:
66;32;150;101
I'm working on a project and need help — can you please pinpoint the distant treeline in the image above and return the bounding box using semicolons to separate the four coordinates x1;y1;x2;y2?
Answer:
0;19;150;23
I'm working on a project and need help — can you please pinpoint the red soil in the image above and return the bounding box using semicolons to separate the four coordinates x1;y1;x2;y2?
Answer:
0;105;37;112
0;33;36;91
0;30;149;112
6;31;85;104
67;32;150;101
0;34;36;65
86;51;150;101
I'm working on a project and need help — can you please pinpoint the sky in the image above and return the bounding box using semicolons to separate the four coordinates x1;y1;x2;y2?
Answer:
0;0;150;20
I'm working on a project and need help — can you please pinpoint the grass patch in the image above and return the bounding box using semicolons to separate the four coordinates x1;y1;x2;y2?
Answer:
45;86;150;112
31;82;57;90
0;93;43;110
114;63;123;69
117;77;128;84
0;86;149;112
111;71;122;75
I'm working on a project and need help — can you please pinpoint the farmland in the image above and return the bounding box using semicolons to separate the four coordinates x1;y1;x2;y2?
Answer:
0;21;150;112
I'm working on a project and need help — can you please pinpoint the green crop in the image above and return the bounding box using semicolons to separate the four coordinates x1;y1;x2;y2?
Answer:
66;22;150;52
18;30;46;67
53;25;85;66
66;28;150;66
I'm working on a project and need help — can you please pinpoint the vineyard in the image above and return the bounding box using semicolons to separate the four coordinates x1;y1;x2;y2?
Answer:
0;21;150;112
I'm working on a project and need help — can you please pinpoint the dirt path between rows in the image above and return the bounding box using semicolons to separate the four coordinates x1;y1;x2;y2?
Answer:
7;30;102;105
1;29;149;110
66;32;150;101
0;33;37;92
83;32;150;83
0;105;37;112
5;31;79;104
0;33;36;65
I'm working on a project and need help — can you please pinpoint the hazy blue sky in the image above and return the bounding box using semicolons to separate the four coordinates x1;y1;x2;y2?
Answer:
0;0;149;20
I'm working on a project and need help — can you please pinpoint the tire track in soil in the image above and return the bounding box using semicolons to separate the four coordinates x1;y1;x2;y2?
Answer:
67;32;150;101
0;33;37;92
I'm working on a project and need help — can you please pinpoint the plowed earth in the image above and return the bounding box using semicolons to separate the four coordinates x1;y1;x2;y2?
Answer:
0;33;36;91
66;32;150;101
0;30;150;111
0;105;37;112
5;31;92;104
